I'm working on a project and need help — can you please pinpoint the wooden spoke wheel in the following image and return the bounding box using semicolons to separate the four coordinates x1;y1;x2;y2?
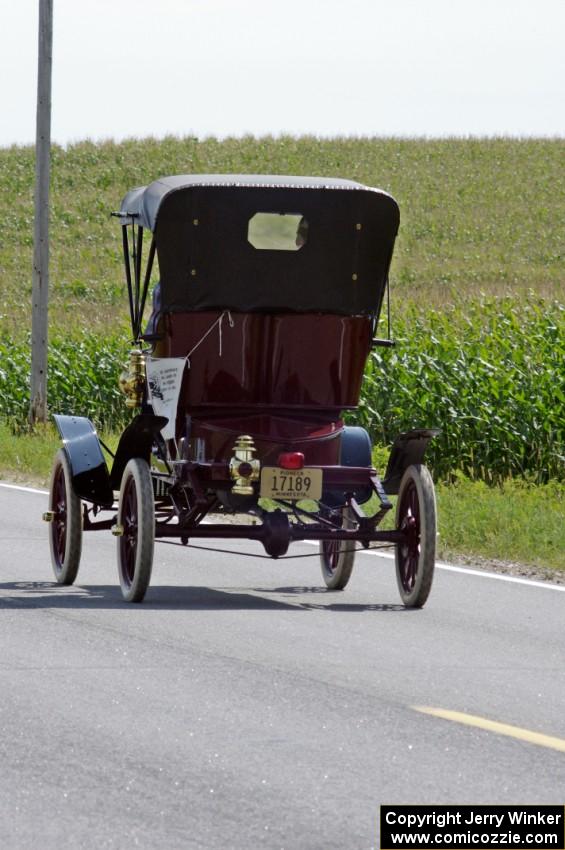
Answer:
48;449;82;585
319;507;356;590
395;464;436;608
117;458;155;603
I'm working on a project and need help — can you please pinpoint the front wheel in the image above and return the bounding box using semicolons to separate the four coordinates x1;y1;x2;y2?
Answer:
395;464;436;608
117;458;155;603
319;507;356;590
48;449;82;584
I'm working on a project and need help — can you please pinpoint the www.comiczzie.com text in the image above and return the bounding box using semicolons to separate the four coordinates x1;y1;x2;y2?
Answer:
380;805;564;849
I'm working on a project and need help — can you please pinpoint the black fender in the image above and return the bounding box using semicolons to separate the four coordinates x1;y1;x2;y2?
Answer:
383;428;440;495
110;413;168;490
323;425;373;508
53;415;114;507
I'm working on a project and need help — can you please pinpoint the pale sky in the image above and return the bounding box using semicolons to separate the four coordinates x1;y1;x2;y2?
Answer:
1;0;564;147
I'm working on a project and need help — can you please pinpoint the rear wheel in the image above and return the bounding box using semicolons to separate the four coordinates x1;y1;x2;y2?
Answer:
395;464;436;608
48;449;82;584
117;458;154;603
319;507;356;590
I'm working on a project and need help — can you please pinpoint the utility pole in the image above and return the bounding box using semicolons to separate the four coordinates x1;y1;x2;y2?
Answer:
30;0;53;425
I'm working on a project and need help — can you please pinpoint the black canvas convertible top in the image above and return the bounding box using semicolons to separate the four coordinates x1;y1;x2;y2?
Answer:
118;175;400;316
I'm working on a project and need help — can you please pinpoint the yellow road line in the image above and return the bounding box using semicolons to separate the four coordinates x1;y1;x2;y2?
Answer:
413;706;565;754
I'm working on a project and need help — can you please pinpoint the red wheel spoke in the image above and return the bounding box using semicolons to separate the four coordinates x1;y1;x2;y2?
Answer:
322;540;337;573
319;508;356;590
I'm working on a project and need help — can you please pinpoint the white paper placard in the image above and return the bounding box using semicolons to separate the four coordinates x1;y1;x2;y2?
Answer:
145;357;186;440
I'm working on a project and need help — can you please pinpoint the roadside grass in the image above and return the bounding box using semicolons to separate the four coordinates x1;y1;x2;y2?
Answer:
436;476;565;571
0;424;562;573
0;423;117;486
0;423;60;485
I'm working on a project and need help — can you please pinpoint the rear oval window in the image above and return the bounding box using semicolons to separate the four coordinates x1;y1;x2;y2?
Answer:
248;213;308;251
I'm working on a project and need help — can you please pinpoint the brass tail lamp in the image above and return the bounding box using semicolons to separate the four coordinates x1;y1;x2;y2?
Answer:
229;435;261;495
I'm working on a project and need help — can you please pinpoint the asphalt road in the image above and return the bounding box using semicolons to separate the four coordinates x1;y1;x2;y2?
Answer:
1;482;564;850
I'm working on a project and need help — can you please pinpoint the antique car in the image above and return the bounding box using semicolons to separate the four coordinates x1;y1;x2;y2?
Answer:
45;174;438;605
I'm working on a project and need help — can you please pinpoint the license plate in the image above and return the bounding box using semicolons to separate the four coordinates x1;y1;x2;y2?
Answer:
260;467;322;501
